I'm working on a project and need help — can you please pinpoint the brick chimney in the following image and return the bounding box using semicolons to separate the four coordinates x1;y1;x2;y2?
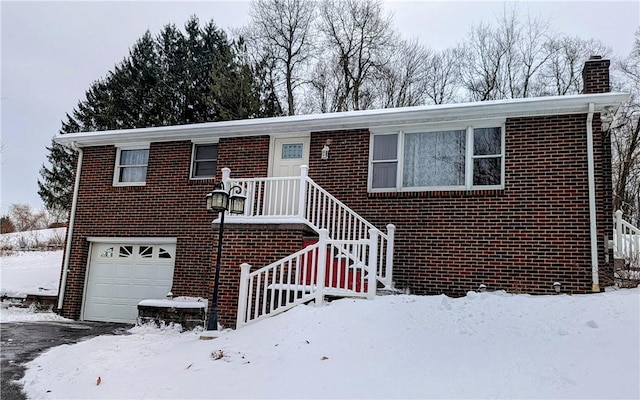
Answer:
582;55;610;94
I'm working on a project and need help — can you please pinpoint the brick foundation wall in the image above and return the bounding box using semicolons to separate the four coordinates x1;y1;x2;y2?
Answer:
307;114;613;295
210;223;312;328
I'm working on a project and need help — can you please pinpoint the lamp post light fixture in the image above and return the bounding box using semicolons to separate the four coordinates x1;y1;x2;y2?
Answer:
205;182;246;331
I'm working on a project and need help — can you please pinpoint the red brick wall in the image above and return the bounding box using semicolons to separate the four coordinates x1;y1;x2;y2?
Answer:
211;224;311;328
307;114;613;295
582;57;611;94
61;108;614;325
60;136;273;325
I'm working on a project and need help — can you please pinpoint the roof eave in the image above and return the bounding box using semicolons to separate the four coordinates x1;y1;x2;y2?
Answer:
54;92;630;148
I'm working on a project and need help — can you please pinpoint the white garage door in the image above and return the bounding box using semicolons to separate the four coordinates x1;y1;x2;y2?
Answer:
83;241;176;323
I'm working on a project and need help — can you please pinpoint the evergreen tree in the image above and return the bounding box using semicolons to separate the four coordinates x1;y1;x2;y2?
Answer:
38;17;279;219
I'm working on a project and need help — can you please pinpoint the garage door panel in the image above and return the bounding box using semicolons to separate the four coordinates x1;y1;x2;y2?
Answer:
84;242;176;323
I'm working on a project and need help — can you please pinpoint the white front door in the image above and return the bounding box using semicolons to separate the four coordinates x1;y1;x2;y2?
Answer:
271;137;310;177
264;137;310;216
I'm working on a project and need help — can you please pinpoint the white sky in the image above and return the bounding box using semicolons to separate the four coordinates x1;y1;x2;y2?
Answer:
1;0;639;214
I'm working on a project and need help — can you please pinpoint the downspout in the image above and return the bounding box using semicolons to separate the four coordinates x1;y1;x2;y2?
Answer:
586;103;599;292
57;141;83;311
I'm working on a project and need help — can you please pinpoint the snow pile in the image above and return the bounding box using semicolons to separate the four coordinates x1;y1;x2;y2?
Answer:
21;289;640;399
138;297;207;309
0;303;69;323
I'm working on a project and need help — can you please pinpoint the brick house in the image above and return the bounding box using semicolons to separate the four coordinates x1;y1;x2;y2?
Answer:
55;57;628;327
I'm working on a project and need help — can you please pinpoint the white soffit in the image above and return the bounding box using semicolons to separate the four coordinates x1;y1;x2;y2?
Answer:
55;92;629;148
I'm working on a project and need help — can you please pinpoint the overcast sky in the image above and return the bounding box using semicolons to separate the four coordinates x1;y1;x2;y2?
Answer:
1;0;639;216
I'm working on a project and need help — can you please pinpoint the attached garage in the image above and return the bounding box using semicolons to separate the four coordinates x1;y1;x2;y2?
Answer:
83;238;176;323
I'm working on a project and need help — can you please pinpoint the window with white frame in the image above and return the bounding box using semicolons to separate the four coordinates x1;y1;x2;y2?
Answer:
114;147;149;185
191;144;218;179
369;125;504;191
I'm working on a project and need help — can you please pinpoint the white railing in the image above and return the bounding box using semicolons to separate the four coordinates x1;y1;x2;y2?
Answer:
614;210;640;268
222;166;395;288
236;229;378;328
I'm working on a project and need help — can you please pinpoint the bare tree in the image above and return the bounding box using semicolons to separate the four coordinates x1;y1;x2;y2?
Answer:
317;0;395;111
539;36;611;96
374;38;431;108
1;215;15;234
243;0;316;115
8;204;47;232
460;22;507;101
612;30;640;224
503;11;552;98
424;47;463;105
460;7;554;101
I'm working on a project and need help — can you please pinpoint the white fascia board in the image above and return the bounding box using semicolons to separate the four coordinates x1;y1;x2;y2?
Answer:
55;92;629;148
86;237;177;244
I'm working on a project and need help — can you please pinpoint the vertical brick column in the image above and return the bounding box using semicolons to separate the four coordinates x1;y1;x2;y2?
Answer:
582;56;610;94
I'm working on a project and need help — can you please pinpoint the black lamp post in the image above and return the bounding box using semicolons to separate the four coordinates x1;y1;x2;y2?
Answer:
205;182;246;331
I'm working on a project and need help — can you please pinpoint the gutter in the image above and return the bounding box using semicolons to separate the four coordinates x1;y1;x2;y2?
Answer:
54;93;629;148
586;103;599;292
57;141;83;311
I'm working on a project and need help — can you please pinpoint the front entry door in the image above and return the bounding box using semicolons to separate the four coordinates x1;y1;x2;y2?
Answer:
272;137;310;177
265;137;310;216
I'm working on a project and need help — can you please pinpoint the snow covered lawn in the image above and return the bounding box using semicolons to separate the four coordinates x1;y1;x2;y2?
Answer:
0;250;68;323
0;250;62;298
2;242;638;398
20;289;640;399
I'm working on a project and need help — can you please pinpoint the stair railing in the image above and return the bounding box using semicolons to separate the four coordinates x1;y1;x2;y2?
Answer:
223;166;395;288
614;210;640;268
236;229;378;328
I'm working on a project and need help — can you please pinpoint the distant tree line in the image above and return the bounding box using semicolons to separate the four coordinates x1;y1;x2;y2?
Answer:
38;0;640;224
1;204;59;234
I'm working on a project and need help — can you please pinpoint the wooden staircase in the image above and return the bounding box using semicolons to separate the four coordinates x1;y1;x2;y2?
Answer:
302;237;368;293
228;165;395;328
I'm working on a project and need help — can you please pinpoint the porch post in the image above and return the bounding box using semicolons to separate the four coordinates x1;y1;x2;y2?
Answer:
314;228;328;306
385;224;396;288
298;165;309;220
236;263;251;328
615;210;623;256
367;229;379;299
222;167;231;188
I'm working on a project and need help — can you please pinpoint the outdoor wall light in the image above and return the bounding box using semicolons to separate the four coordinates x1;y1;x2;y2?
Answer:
553;282;562;294
204;182;246;331
321;139;332;160
478;284;487;293
321;144;330;160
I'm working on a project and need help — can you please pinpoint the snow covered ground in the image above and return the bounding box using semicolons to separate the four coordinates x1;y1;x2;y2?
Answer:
0;249;69;323
2;246;639;399
0;227;66;250
0;250;62;298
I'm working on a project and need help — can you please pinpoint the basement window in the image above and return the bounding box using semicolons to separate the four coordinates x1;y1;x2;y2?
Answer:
369;123;504;192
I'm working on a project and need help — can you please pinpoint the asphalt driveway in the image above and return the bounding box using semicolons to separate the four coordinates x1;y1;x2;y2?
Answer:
1;320;131;400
